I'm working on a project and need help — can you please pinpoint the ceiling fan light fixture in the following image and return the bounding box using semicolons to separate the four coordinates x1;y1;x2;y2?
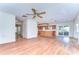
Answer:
22;8;46;19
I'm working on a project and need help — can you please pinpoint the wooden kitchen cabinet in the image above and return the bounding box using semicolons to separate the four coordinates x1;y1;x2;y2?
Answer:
38;31;56;37
38;23;56;37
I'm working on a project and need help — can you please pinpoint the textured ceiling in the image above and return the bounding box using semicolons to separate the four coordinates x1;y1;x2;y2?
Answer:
0;3;79;23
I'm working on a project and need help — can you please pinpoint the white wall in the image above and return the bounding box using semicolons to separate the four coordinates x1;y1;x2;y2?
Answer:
23;19;38;39
0;12;15;44
23;20;27;38
56;21;74;37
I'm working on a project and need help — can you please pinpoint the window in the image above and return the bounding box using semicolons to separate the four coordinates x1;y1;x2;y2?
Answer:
75;24;79;39
58;26;63;35
63;26;70;36
76;24;79;32
58;25;70;36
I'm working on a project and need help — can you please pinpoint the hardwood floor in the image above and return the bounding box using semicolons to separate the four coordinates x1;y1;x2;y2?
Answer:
0;37;79;55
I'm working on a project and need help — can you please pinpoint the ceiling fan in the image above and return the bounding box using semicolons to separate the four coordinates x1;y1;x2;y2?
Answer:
22;8;46;19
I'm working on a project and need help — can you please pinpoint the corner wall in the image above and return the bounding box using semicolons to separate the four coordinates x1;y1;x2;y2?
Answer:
23;19;38;39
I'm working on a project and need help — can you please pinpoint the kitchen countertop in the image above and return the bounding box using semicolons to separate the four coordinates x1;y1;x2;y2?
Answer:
38;30;56;31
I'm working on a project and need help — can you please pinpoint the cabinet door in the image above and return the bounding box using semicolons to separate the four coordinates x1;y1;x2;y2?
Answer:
52;25;56;29
44;31;52;37
39;31;45;36
52;31;56;37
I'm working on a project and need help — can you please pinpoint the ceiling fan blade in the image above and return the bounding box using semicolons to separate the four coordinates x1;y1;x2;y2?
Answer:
37;15;43;18
38;11;46;15
22;15;27;17
32;15;36;19
32;8;37;14
26;14;34;15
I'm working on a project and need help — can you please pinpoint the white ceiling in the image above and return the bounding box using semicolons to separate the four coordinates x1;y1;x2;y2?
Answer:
0;3;79;23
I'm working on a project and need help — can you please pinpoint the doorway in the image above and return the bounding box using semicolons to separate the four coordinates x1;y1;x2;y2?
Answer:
15;20;23;40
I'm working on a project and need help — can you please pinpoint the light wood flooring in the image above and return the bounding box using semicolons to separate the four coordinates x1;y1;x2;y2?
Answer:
0;37;79;55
